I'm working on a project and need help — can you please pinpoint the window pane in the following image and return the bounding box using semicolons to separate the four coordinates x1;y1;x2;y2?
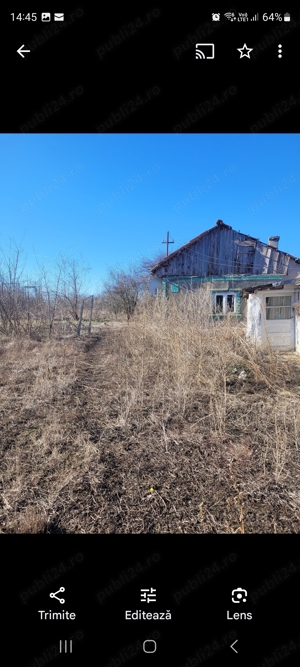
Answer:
215;295;223;313
227;295;234;311
266;306;291;320
266;296;291;307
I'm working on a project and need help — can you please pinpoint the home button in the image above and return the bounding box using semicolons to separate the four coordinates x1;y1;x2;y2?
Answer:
143;640;157;653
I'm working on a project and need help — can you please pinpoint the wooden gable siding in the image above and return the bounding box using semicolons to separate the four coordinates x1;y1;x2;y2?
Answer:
153;226;291;278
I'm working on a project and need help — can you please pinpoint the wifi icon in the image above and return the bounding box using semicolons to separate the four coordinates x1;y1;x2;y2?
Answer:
195;48;205;59
224;12;236;20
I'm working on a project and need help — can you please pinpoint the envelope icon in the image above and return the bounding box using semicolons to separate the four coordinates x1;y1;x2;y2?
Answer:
54;13;64;21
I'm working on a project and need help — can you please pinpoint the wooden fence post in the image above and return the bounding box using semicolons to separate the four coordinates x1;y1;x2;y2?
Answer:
88;296;94;334
77;300;85;335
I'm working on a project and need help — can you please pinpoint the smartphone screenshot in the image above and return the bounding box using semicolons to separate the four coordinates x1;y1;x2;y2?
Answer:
2;6;300;666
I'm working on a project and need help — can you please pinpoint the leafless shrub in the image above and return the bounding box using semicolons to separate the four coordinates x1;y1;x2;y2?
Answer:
0;244;90;339
102;265;148;321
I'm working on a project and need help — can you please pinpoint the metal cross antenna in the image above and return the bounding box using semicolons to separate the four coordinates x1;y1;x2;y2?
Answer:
162;231;174;257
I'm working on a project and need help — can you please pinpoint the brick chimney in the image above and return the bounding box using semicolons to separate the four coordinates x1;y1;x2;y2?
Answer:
268;236;280;250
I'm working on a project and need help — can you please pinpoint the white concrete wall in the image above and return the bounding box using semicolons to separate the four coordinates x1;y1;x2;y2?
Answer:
246;293;264;345
296;314;300;355
293;290;300;355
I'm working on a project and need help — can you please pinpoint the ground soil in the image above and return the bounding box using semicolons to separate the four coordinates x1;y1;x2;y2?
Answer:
1;324;300;533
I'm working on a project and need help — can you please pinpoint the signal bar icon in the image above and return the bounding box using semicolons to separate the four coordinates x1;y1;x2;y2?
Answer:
250;13;259;21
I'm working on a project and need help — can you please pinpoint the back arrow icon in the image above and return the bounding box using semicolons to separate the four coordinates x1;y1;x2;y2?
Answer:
17;44;30;58
231;640;238;653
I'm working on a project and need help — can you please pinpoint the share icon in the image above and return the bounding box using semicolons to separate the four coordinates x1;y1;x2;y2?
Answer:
49;587;65;604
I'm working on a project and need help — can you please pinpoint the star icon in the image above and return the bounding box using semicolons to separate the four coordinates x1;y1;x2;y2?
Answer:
237;43;253;58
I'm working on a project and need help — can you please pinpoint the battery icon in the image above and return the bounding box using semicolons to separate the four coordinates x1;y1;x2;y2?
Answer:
283;13;290;21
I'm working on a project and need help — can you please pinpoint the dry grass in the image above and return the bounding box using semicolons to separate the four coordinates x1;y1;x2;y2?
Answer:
1;288;300;533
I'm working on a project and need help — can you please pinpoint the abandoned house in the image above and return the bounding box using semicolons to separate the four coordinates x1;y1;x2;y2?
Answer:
150;220;300;353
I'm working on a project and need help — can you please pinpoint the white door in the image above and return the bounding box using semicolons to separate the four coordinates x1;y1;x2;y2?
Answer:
265;294;295;350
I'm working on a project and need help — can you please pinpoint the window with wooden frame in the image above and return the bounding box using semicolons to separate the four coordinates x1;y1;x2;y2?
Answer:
213;292;236;314
266;295;292;320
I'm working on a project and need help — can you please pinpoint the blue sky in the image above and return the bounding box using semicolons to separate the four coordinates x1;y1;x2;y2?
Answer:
1;133;300;292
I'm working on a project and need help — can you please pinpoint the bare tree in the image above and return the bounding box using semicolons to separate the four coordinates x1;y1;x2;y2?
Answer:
38;259;64;337
103;266;146;321
0;241;91;339
101;252;166;321
100;290;124;319
0;241;28;335
139;251;165;277
60;257;90;321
